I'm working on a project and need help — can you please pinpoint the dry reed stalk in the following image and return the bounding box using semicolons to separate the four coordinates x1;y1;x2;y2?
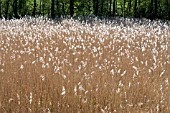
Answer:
0;18;170;112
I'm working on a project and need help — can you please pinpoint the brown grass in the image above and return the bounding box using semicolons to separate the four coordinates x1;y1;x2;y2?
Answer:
0;18;170;113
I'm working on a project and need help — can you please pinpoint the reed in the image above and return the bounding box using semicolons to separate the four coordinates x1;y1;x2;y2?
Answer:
0;17;170;112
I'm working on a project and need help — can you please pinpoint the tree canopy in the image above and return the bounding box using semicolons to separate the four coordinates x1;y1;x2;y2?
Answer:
0;0;169;20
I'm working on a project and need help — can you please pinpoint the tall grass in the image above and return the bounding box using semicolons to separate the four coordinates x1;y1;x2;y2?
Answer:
0;17;170;112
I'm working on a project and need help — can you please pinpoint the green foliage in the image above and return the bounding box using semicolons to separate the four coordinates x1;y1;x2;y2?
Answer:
0;0;169;20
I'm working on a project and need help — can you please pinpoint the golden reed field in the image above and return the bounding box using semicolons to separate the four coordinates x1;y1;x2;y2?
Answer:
0;17;170;113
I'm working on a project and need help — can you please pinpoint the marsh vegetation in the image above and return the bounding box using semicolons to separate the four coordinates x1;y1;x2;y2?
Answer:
0;17;170;112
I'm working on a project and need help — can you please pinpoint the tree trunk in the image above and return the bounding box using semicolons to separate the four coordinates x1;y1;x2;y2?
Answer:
94;0;98;16
113;0;116;16
70;0;74;17
51;0;55;18
149;0;154;18
128;0;131;15
18;0;22;16
39;0;41;15
13;0;19;18
138;0;140;6
18;0;26;17
101;0;104;16
93;0;95;14
82;0;85;16
42;0;45;17
5;0;10;19
165;0;170;19
154;0;157;18
33;0;36;17
134;0;137;17
110;0;112;16
123;0;125;17
169;0;170;19
0;0;2;18
56;0;60;17
62;2;66;17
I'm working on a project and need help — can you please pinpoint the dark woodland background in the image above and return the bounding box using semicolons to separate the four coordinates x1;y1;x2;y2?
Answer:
0;0;169;20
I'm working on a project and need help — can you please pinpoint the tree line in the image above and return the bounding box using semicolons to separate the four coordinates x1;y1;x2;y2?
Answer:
0;0;169;20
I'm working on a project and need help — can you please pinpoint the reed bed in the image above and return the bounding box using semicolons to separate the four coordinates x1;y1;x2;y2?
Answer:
0;17;170;113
